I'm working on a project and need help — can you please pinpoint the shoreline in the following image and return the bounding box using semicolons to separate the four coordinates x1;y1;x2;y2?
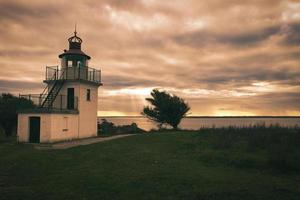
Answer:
98;116;300;118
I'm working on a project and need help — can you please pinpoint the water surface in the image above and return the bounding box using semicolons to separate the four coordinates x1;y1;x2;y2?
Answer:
98;117;300;131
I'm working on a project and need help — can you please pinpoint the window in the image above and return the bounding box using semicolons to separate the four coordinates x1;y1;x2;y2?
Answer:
63;117;68;132
87;89;91;101
67;60;72;67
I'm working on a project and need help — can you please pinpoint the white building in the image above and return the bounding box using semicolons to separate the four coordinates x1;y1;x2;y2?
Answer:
18;30;102;143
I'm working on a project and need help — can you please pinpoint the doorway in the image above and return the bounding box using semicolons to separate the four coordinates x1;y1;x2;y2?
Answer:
67;88;75;110
29;117;40;143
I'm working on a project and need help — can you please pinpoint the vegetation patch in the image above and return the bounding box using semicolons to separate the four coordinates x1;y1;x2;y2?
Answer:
98;119;145;136
196;125;300;172
0;93;35;137
1;127;299;199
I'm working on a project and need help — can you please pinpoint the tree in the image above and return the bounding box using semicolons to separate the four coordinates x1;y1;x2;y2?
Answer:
0;93;35;136
142;89;190;129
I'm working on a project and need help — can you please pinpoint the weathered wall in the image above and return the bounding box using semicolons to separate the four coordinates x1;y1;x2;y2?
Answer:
58;82;98;138
18;113;51;143
78;84;98;138
17;113;79;143
49;114;79;142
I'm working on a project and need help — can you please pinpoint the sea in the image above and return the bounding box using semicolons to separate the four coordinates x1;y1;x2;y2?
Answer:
98;117;300;131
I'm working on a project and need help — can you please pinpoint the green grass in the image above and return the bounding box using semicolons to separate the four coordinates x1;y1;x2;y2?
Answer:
0;129;300;200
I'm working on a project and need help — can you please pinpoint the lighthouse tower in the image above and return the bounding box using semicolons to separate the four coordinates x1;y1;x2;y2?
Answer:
17;30;102;143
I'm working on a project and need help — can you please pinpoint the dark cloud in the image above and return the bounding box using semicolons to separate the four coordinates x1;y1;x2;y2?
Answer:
231;92;300;114
0;1;61;22
235;51;300;65
0;49;53;57
0;79;43;92
218;26;280;46
173;25;280;48
103;75;157;88
173;31;215;48
195;67;300;90
280;23;300;46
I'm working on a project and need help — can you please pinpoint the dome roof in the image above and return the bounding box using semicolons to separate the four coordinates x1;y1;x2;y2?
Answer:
58;30;91;60
68;31;82;44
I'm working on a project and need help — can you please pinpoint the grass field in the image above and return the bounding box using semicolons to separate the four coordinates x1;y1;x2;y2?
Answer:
1;128;300;200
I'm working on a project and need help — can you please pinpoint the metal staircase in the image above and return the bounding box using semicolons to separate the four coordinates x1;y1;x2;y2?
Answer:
40;70;65;109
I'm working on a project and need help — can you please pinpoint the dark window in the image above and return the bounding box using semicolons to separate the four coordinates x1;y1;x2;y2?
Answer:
87;89;91;101
67;88;75;109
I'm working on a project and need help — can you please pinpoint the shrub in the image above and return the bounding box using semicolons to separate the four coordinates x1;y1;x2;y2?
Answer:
98;119;116;134
98;119;145;135
0;93;35;136
0;125;6;142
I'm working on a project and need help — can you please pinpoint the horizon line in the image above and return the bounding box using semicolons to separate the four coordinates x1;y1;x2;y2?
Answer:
97;115;300;118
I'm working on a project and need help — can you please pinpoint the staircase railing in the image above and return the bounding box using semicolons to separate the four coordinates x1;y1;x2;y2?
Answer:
39;66;58;106
19;94;78;111
41;69;66;109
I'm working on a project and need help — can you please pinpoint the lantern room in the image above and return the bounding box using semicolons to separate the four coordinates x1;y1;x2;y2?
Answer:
58;30;91;68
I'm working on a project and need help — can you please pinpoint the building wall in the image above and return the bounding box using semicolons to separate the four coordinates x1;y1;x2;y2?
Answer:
49;114;79;142
18;113;51;143
17;113;79;143
78;84;98;138
58;82;98;138
18;80;99;143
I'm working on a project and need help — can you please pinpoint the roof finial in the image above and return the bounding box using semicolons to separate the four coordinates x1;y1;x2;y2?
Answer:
74;22;77;36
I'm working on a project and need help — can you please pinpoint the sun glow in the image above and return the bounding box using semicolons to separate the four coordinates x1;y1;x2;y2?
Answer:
105;87;154;96
214;110;255;116
238;81;277;93
98;111;128;117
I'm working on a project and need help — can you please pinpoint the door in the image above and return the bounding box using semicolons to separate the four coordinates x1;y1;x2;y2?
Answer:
67;88;74;110
29;117;40;143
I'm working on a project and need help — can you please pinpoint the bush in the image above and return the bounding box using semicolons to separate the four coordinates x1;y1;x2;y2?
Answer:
98;119;145;135
0;125;6;142
98;119;116;134
0;93;35;136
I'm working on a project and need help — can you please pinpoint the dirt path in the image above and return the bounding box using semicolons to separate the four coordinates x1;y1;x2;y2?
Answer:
34;134;135;150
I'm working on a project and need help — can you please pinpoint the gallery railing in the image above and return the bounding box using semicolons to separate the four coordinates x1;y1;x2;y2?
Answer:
19;94;78;111
45;66;101;84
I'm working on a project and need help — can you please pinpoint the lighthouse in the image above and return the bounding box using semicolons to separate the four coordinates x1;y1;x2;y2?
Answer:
17;30;102;143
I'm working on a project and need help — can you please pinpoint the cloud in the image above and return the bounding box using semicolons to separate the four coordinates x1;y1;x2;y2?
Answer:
0;1;61;22
0;79;43;94
0;0;299;116
173;25;281;48
280;22;300;45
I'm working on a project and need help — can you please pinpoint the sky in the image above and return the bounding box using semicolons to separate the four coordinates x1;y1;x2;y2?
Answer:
0;0;299;116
